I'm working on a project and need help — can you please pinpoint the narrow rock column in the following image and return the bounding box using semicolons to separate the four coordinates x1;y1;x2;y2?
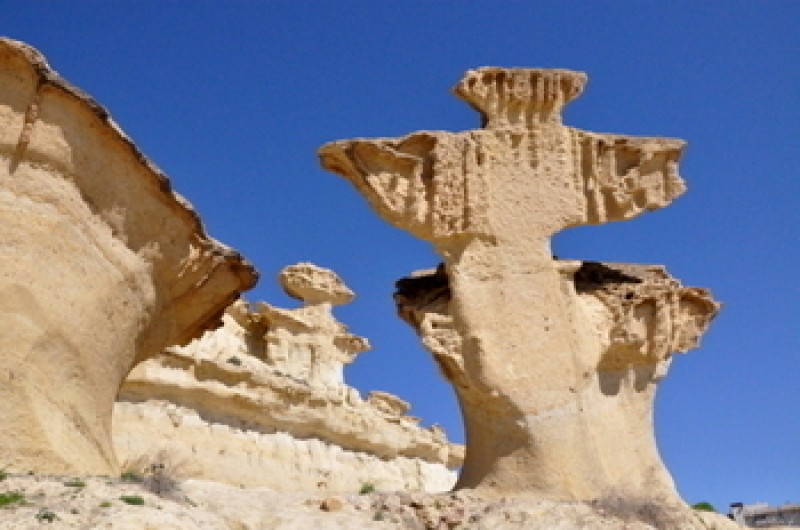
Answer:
320;68;718;502
0;38;257;475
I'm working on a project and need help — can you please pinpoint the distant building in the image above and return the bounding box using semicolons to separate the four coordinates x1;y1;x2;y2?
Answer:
730;503;800;527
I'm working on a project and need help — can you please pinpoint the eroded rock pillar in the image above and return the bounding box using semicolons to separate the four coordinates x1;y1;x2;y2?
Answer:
256;263;370;388
320;68;719;502
0;39;257;475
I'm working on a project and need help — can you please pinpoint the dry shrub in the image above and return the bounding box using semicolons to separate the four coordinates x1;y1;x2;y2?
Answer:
589;495;688;529
121;449;194;500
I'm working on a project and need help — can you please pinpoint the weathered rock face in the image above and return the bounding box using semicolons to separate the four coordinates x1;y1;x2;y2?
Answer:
394;261;718;501
0;38;257;475
115;263;463;493
320;68;719;502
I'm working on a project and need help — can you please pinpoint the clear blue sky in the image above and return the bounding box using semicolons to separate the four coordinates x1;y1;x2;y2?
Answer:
4;0;797;512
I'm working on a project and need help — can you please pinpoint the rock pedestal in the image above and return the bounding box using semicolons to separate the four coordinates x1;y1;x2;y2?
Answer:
0;38;257;475
320;68;719;502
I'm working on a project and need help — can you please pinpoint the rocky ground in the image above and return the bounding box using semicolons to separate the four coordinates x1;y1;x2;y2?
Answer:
0;472;744;529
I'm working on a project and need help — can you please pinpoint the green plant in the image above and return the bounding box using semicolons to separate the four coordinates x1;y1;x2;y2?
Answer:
0;470;7;481
692;501;717;512
120;471;144;483
373;509;384;521
99;501;112;508
120;495;145;506
63;478;86;488
359;482;376;495
0;491;25;507
35;508;57;522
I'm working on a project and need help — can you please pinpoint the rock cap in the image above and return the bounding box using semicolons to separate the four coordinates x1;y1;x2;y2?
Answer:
453;67;587;127
279;262;355;306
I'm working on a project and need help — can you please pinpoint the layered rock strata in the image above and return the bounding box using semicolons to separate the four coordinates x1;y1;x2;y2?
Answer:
0;38;257;475
115;263;463;493
320;68;719;502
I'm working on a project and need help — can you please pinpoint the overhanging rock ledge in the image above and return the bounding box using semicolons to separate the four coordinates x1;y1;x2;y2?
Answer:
0;37;257;475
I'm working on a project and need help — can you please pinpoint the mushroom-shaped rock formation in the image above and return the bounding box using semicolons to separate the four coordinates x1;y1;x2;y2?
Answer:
320;67;719;503
257;263;368;388
394;261;719;502
0;38;257;475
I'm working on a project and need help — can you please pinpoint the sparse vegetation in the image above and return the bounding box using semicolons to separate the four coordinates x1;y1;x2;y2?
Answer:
99;501;112;508
0;491;25;507
692;501;717;512
589;495;682;528
0;470;7;481
120;495;145;506
120;471;143;483
122;450;189;498
64;478;86;488
359;482;376;495
143;463;180;496
35;508;58;522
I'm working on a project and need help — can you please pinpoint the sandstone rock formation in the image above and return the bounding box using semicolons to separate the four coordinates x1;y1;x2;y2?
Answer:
114;263;463;493
256;262;368;389
320;68;720;502
0;38;257;475
394;261;718;500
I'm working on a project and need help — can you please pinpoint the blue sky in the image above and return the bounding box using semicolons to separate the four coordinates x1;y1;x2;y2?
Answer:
4;1;797;512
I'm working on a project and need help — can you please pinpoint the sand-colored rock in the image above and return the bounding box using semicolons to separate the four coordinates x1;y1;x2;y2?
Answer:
114;264;463;493
395;261;718;501
320;68;719;502
0;38;257;476
257;263;369;388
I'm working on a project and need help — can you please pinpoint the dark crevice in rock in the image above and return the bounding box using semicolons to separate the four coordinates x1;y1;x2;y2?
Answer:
572;261;642;293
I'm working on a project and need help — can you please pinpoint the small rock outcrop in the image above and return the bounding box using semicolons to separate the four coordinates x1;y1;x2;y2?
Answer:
320;68;719;502
0;38;257;475
114;263;463;493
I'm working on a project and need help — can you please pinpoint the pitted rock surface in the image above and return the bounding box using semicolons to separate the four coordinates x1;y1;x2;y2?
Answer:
322;67;719;503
